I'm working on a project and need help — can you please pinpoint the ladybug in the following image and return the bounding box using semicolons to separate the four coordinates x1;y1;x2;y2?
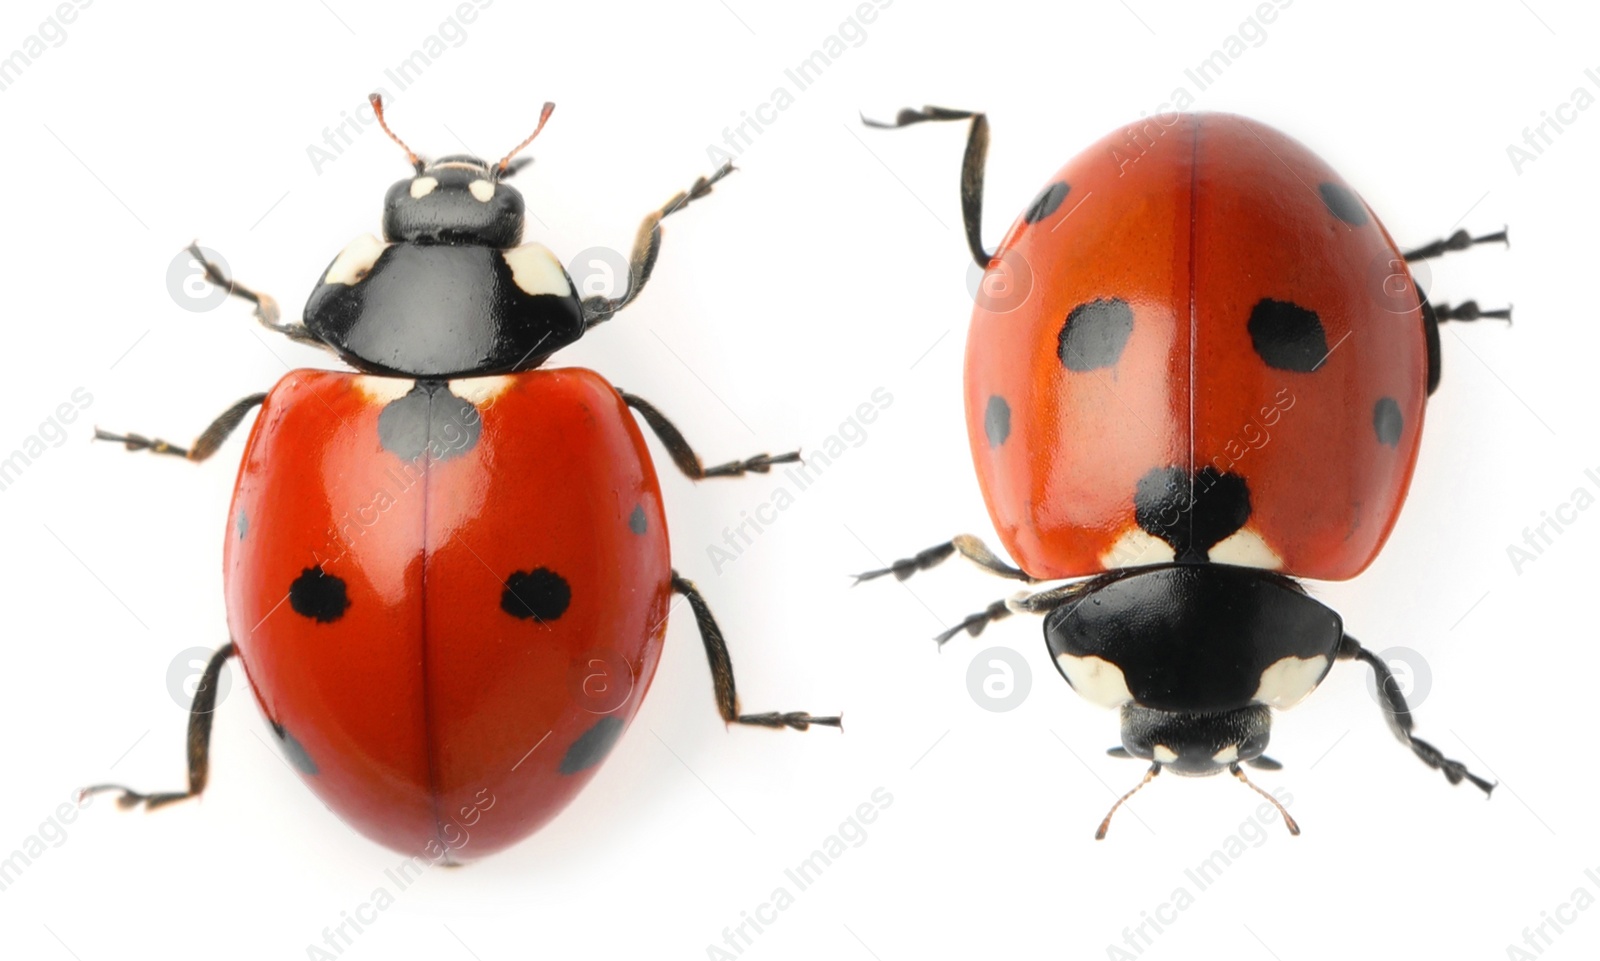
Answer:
82;97;838;862
859;108;1507;837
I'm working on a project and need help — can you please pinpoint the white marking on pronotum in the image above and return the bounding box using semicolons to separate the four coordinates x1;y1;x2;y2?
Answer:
1100;528;1176;569
1212;745;1239;764
409;176;439;198
1152;744;1179;763
502;243;572;297
451;375;515;403
468;179;495;202
1253;655;1331;709
354;376;416;404
1209;528;1284;569
1054;653;1134;709
324;234;389;286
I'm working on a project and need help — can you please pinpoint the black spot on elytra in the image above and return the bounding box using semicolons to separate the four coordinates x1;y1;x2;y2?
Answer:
1133;466;1252;562
377;381;481;463
1059;298;1135;371
502;568;571;622
1024;182;1070;224
1318;182;1368;226
1248;299;1329;373
559;715;625;776
984;395;1011;447
1373;397;1403;446
289;567;349;623
629;504;648;535
271;721;319;776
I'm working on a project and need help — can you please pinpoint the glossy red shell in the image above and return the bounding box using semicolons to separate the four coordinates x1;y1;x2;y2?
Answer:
965;113;1426;581
223;368;670;860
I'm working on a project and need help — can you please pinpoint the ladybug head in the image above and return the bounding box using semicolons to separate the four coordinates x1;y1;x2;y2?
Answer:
1113;703;1273;776
1096;703;1297;840
371;95;553;249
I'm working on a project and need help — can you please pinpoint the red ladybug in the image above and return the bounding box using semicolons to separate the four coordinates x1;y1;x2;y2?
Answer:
860;108;1506;836
83;98;837;862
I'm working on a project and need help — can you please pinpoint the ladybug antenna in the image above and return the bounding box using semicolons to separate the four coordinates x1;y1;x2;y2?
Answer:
1230;763;1300;836
496;102;556;179
1095;764;1159;840
369;93;424;174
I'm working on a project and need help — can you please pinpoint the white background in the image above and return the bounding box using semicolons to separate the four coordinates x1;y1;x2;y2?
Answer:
2;1;1596;958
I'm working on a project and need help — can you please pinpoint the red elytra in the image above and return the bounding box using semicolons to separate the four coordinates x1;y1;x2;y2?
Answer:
965;113;1426;582
224;368;670;861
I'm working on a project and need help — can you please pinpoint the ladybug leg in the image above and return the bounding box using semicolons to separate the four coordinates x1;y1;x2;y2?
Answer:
933;579;1088;647
183;241;328;349
619;391;800;480
1337;635;1495;796
581;162;735;327
861;106;991;268
1402;226;1508;262
670;572;841;731
95;393;266;463
853;534;1032;585
80;642;235;811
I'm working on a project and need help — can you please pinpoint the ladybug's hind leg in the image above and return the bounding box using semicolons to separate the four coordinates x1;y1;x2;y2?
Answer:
95;393;266;463
861;106;992;268
81;642;235;811
581;162;735;327
670;572;840;732
619;391;800;480
1337;635;1495;796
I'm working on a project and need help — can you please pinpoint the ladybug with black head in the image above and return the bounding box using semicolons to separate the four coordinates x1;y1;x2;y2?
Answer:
84;96;838;862
859;107;1506;837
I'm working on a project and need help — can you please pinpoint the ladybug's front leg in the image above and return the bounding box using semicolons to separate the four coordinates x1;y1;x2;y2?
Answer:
1337;635;1496;796
671;572;840;732
854;534;1033;585
183;241;327;348
619;391;799;480
580;162;735;327
853;534;1045;645
81;642;235;810
95;393;266;463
